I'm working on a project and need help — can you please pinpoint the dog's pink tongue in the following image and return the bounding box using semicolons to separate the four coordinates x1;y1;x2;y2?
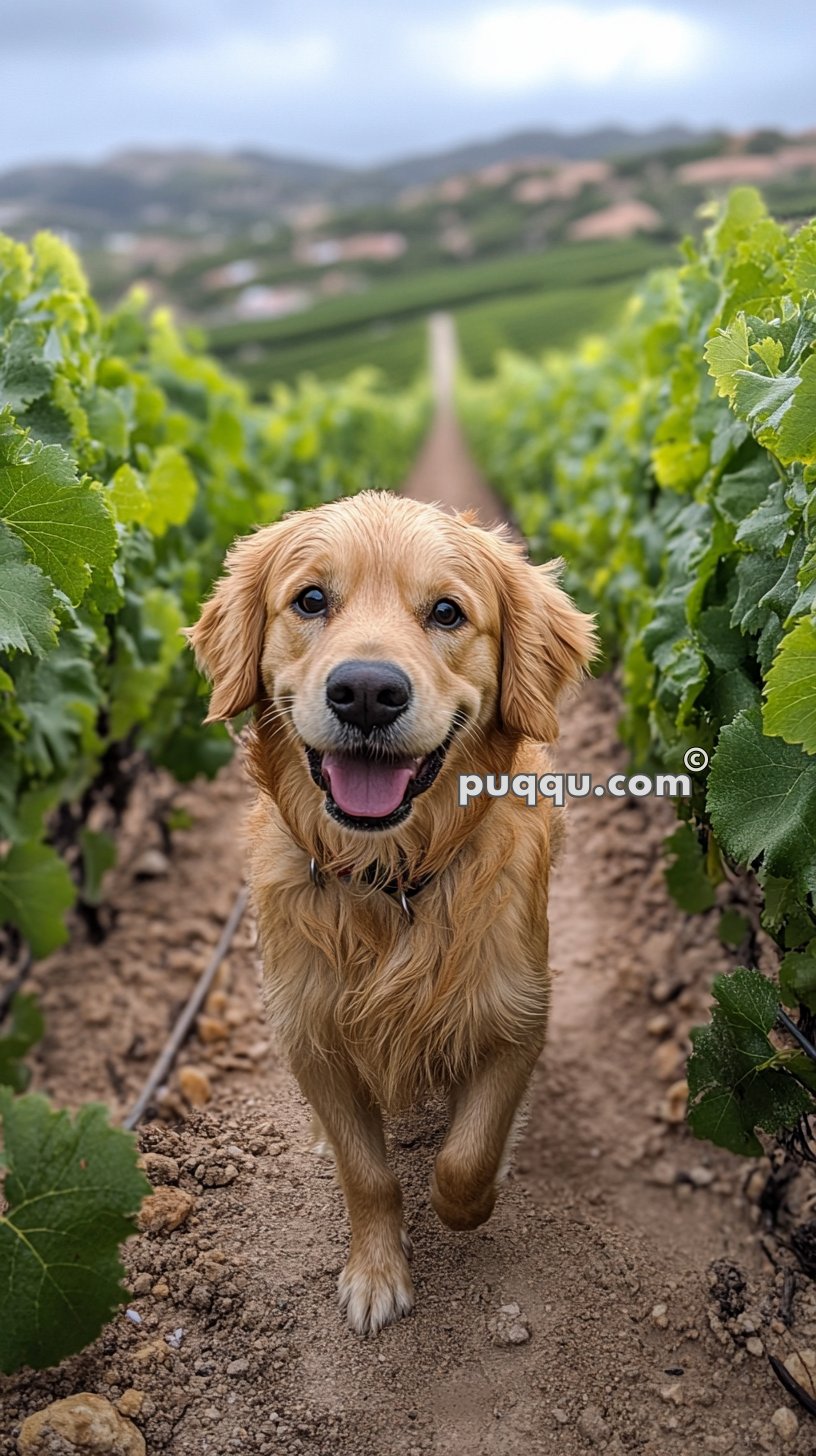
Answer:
322;754;415;818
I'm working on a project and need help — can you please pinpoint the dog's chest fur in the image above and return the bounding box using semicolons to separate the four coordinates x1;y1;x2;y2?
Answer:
248;797;557;1107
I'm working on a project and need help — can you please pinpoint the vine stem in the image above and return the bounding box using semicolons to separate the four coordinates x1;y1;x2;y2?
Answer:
778;1007;816;1066
121;885;249;1131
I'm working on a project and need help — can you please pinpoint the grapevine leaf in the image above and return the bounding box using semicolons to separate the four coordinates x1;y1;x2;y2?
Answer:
763;617;816;753
0;841;75;957
664;824;716;912
0;993;43;1092
0;522;57;656
0;412;116;603
705;316;749;403
687;968;809;1156
78;828;116;906
779;944;816;1012
707;709;816;896
144;446;197;535
0;320;54;413
0;1090;150;1373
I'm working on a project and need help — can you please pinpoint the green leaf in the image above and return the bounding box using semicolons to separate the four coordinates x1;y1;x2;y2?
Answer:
0;522;56;656
0;412;116;603
705;315;749;403
687;967;809;1156
78;828;116;906
718;908;750;948
0;1090;150;1373
763;617;816;753
107;463;149;525
779;944;816;1012
0;320;54;413
0;993;43;1092
144;446;197;535
664;823;716;912
0;841;75;957
707;708;816;897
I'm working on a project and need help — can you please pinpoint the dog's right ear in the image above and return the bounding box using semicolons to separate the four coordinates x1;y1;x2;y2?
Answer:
187;528;275;723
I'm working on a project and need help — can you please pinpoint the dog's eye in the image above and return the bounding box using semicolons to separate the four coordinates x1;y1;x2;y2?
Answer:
429;598;465;629
293;586;328;617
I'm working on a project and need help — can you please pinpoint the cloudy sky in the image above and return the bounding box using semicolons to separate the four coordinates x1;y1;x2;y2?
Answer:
2;0;814;170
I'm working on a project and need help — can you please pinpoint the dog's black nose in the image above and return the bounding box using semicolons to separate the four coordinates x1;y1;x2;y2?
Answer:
326;660;412;733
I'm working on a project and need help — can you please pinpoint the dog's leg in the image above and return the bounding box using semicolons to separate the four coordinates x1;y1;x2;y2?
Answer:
294;1058;414;1335
431;1048;540;1231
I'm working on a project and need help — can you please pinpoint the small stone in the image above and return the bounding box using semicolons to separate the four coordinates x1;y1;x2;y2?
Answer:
660;1383;684;1406
196;1014;229;1044
746;1337;764;1357
116;1391;144;1419
133;849;170;880
552;1407;569;1425
488;1304;531;1346
138;1185;195;1233
151;1280;170;1298
647;1013;671;1036
688;1165;715;1188
577;1404;610;1444
227;1357;250;1375
140;1152;179;1186
18;1393;145;1454
651;1302;669;1329
661;1080;688;1124
770;1407;799;1443
179;1065;213;1107
784;1349;816;1388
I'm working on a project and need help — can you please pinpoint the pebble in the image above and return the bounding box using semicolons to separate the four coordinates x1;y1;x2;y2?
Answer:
661;1080;688;1124
745;1337;764;1357
18;1393;145;1455
133;848;170;880
116;1391;145;1418
770;1407;799;1443
552;1407;569;1425
197;1014;230;1044
488;1302;531;1346
577;1404;611;1445
660;1383;684;1406
228;1357;250;1375
688;1165;715;1188
651;1302;669;1329
140;1152;180;1186
179;1065;213;1107
138;1185;196;1233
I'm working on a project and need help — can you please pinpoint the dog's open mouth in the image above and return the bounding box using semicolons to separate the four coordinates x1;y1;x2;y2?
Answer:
305;722;459;831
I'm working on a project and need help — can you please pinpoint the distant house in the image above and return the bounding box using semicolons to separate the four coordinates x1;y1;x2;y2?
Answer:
201;259;259;292
295;232;407;267
234;285;311;320
677;147;816;187
513;161;611;205
568;201;662;242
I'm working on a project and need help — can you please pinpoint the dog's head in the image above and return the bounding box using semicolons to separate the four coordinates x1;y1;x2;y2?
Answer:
189;492;595;839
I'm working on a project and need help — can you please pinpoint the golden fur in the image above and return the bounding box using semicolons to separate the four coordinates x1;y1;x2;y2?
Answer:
190;490;595;1334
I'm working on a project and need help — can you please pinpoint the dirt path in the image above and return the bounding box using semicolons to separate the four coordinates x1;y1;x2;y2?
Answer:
2;321;811;1455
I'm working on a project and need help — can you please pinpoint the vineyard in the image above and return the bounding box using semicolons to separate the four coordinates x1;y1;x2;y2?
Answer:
3;193;816;1450
462;187;816;1158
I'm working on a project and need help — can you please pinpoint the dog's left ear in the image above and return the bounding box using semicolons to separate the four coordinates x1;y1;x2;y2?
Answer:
496;544;597;743
187;527;279;723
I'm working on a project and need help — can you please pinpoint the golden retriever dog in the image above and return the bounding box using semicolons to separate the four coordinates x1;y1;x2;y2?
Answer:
190;490;595;1335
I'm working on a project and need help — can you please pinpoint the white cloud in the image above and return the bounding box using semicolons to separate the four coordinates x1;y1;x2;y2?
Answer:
411;3;708;92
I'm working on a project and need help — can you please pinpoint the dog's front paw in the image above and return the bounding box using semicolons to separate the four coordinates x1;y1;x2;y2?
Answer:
338;1246;414;1335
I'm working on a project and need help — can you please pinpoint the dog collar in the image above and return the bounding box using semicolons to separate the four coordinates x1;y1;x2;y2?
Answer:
309;856;433;923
